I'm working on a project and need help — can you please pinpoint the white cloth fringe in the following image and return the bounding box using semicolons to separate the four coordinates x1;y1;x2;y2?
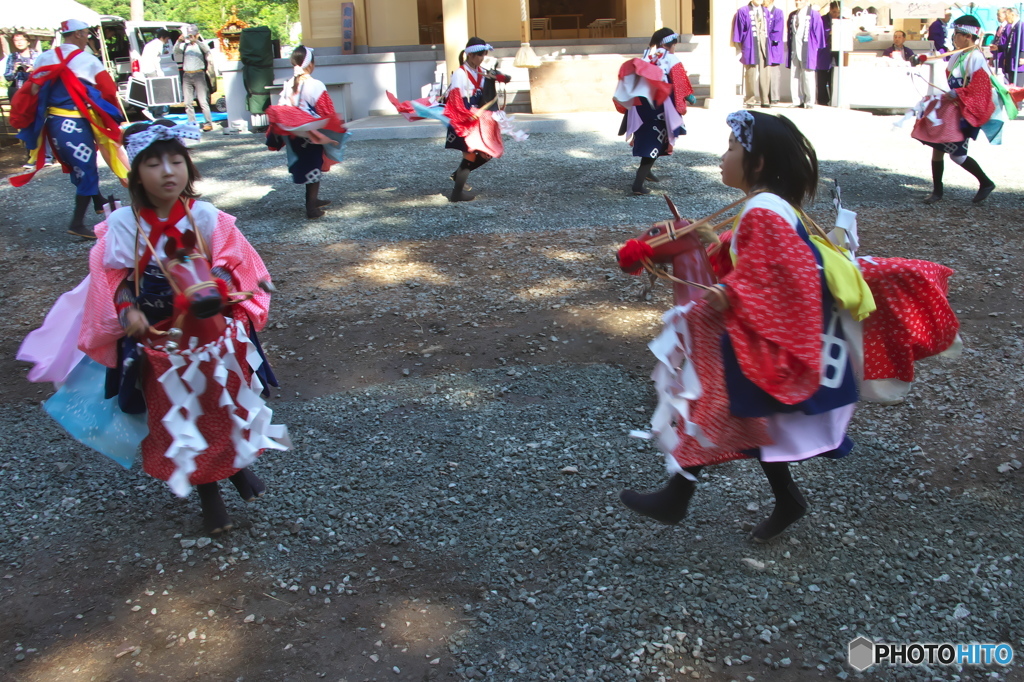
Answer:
157;318;291;497
630;303;711;482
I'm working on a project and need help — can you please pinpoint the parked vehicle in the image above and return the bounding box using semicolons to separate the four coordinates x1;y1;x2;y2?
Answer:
76;16;223;118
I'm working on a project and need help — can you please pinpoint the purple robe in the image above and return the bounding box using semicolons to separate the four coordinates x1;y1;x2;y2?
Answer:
766;6;786;65
733;4;768;66
1004;21;1024;73
928;19;949;53
817;14;834;68
786;8;825;70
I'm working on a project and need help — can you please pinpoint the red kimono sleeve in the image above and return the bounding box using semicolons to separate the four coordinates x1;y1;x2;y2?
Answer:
669;62;694;115
721;208;822;405
954;67;995;127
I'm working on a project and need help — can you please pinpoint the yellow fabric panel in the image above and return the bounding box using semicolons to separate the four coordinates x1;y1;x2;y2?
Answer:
810;235;876;321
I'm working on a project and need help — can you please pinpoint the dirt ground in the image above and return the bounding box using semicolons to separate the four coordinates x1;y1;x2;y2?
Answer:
2;109;1023;680
1;194;1022;680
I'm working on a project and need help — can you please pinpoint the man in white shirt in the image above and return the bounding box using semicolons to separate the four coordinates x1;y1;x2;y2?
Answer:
140;29;172;118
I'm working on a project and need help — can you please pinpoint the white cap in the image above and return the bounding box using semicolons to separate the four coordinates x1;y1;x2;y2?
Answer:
60;19;91;33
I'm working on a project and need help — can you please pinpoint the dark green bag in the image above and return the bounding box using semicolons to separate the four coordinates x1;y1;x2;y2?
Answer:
240;26;274;113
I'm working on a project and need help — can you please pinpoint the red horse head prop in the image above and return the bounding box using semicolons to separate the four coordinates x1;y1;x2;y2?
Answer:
162;231;225;320
617;194;720;307
144;232;229;352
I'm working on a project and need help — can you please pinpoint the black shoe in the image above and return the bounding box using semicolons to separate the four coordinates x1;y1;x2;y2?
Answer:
923;193;943;205
306;205;325;219
972;183;995;204
619;473;697;525
750;482;807;543
632;187;652;196
450;189;476;202
229;469;267;502
67;224;97;239
315;199;331;207
646;172;660;182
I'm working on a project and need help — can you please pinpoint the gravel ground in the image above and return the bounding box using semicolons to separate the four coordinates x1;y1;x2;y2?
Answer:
1;108;1023;681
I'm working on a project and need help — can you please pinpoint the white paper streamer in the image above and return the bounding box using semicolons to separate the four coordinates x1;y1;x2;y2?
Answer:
156;318;291;498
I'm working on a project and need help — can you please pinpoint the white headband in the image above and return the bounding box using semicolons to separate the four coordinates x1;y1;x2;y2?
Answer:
661;32;679;45
726;110;755;152
951;22;981;36
126;122;201;163
465;43;493;54
294;46;313;75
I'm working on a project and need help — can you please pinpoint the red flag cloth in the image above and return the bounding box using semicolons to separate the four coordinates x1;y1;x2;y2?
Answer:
670;300;772;469
386;91;436;121
859;257;958;383
615;58;672;107
721;208;823;405
443;89;504;159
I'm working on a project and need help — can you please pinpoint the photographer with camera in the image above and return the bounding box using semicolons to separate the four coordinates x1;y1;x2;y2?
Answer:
5;32;38;100
174;26;214;131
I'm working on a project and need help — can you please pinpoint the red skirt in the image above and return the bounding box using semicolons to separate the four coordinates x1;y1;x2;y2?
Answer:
139;338;253;486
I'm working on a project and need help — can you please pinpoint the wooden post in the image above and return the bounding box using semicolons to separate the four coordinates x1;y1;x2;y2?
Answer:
442;0;469;78
131;0;143;22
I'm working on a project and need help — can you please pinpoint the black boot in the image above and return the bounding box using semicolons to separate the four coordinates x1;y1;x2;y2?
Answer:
305;182;325;219
959;157;995;203
197;482;233;535
646;171;660;182
750;461;807;543
67;194;96;238
92;194;106;215
619;468;702;524
923;159;943;204
632;157;656;195
450;159;475;202
229;468;267;502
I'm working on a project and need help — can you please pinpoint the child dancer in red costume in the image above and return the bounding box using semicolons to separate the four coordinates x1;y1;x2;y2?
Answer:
22;120;290;535
620;111;857;542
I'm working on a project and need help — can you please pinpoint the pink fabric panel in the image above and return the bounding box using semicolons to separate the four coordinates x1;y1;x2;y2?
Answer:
18;277;89;383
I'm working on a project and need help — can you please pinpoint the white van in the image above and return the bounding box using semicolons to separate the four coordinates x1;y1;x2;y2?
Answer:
88;16;221;116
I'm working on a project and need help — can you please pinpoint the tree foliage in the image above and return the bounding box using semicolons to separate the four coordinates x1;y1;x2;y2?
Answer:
77;0;299;43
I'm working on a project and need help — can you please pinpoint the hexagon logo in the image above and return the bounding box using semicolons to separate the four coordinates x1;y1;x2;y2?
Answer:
848;636;876;671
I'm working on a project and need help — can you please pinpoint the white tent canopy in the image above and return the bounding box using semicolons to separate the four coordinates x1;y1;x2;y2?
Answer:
1;0;103;33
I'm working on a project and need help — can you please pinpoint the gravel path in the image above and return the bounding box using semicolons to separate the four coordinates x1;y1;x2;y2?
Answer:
1;107;1022;681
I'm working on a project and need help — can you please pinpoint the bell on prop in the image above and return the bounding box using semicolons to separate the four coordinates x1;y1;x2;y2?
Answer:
167;328;183;340
164;341;180;353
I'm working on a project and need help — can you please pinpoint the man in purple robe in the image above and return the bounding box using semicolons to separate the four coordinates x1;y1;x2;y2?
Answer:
1003;10;1024;86
928;9;952;53
734;0;772;108
816;2;840;105
787;0;825;108
765;0;786;104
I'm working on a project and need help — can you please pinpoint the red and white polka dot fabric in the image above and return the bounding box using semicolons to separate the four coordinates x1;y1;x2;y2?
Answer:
859;257;959;383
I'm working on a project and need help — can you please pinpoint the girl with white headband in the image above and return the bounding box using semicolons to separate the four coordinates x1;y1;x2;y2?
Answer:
614;27;696;196
266;45;348;218
919;15;998;205
21;119;287;535
620;111;862;542
445;36;511;202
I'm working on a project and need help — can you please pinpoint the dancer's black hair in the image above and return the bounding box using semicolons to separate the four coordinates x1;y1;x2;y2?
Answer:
742;112;818;207
649;27;678;48
290;45;314;94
